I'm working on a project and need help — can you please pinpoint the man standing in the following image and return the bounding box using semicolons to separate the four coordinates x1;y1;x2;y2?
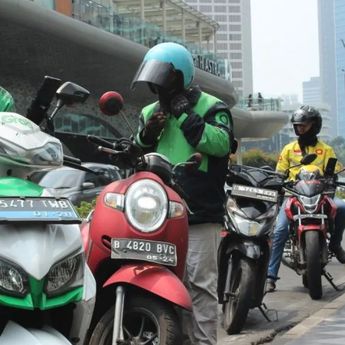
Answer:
131;42;235;345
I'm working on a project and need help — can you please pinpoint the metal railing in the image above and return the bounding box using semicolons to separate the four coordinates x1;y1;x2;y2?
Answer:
71;0;230;80
237;97;282;111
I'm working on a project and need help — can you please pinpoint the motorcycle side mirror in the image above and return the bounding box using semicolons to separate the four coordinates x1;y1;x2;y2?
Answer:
99;91;124;116
49;82;90;121
300;153;317;165
99;91;135;134
325;157;338;177
56;82;90;106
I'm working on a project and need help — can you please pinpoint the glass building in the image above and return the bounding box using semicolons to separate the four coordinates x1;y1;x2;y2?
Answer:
318;0;345;138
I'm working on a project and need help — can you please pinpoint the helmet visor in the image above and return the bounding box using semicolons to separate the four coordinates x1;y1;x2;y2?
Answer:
131;60;178;90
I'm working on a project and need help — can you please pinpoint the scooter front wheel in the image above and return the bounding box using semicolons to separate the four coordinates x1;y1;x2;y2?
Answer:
89;294;182;345
223;256;255;334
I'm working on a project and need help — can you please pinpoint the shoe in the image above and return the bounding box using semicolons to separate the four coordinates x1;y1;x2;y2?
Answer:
329;245;345;264
265;278;276;293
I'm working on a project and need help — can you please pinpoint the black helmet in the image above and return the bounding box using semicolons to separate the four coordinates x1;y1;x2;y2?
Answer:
291;105;322;135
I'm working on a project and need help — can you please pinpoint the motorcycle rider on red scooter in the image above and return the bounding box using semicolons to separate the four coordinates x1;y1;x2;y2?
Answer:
131;42;235;345
266;105;345;292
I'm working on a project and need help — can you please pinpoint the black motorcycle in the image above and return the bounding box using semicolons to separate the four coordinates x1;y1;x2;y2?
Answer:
218;163;284;334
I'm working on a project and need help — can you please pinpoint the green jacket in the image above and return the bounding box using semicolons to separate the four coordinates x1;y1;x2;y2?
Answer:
136;86;234;224
0;86;15;112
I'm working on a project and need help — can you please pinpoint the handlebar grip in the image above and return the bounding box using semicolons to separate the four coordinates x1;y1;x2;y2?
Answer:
87;135;116;149
63;154;81;165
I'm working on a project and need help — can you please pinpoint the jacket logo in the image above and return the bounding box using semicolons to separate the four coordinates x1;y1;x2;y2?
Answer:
315;149;323;155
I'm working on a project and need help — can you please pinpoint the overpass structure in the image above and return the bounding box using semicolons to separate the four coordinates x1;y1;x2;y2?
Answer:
0;0;288;152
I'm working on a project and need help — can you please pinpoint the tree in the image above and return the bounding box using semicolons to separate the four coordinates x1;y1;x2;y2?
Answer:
231;149;279;169
329;136;345;165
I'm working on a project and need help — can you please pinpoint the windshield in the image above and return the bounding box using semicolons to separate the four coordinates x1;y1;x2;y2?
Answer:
38;169;82;188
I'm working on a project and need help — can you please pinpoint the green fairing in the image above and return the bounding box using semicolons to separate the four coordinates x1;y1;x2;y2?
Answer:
0;177;43;196
140;92;231;172
0;276;83;310
0;86;15;112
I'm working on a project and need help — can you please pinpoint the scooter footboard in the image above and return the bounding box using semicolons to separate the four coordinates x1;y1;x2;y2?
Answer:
103;264;192;311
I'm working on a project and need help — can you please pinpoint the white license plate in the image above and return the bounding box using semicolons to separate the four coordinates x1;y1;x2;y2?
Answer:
111;238;177;266
0;197;80;223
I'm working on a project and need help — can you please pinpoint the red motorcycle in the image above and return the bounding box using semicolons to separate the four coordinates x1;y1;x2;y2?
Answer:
81;92;198;345
282;155;345;299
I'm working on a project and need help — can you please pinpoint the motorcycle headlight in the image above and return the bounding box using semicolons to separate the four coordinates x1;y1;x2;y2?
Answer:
45;253;84;296
0;258;28;297
298;194;321;213
226;197;246;217
125;179;168;233
231;214;263;236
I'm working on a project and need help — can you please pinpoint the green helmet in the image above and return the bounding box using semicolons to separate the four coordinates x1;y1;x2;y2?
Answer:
131;42;195;91
0;86;15;112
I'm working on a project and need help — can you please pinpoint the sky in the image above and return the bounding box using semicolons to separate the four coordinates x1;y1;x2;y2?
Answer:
250;0;319;101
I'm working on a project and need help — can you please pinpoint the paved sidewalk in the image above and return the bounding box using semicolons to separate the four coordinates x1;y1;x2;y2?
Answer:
272;291;345;345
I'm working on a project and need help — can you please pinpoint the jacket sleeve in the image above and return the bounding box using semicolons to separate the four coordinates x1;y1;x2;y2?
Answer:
176;106;232;157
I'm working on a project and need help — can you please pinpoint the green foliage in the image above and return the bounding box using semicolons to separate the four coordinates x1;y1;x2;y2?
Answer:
76;200;96;219
336;188;345;200
235;148;279;169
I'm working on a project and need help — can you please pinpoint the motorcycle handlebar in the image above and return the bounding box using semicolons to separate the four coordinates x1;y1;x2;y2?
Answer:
63;154;81;165
87;135;116;149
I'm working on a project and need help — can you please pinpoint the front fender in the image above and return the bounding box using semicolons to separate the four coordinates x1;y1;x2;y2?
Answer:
220;237;262;260
0;321;71;344
103;264;192;311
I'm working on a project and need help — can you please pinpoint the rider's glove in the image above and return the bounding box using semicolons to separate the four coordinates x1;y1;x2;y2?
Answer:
170;94;191;119
139;111;167;145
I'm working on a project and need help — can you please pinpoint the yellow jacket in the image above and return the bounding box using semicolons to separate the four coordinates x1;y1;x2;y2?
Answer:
276;140;342;180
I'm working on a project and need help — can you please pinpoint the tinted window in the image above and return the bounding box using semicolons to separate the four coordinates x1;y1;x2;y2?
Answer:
39;169;82;188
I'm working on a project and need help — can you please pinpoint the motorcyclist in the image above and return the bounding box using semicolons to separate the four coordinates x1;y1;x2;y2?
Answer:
0;86;15;112
266;105;345;292
131;42;235;345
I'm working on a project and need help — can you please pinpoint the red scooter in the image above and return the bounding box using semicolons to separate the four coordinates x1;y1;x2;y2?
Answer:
81;92;197;345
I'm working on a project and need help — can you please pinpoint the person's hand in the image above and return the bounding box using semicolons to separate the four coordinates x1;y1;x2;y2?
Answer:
170;94;190;118
140;111;167;144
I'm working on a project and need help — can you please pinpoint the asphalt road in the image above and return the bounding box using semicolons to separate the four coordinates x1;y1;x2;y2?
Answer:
217;257;345;345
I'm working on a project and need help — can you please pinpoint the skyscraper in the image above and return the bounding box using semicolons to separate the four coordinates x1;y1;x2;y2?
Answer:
318;0;345;137
185;0;253;98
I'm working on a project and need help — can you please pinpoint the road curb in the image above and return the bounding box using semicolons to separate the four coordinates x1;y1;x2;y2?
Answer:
273;279;345;343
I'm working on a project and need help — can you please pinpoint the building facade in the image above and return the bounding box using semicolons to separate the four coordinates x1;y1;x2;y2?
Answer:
318;0;345;138
185;0;253;98
303;76;321;105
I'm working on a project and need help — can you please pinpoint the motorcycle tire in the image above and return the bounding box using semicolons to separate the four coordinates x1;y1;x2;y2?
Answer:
305;231;323;300
89;294;182;345
223;256;255;335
